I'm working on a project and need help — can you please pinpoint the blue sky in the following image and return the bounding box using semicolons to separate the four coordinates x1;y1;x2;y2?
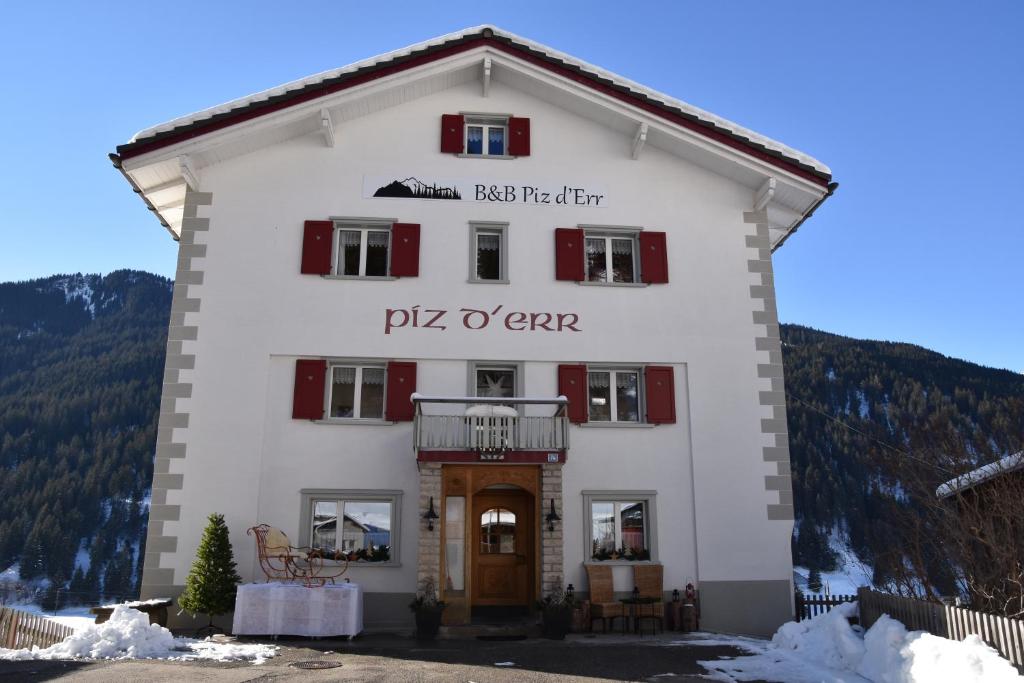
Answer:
1;2;1021;372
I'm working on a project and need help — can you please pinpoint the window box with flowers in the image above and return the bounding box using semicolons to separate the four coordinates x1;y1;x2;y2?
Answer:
583;491;658;563
299;490;402;566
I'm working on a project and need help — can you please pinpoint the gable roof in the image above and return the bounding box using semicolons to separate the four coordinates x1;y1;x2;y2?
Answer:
113;25;830;185
111;25;835;244
936;451;1024;499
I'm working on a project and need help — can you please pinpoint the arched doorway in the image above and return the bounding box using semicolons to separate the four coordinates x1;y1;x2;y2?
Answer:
439;465;540;624
472;488;534;608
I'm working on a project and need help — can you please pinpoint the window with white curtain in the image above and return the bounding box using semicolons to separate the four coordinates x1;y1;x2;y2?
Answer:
329;365;386;419
588;368;641;422
475;365;516;399
464;116;508;156
584;233;637;283
334;223;391;277
469;222;508;283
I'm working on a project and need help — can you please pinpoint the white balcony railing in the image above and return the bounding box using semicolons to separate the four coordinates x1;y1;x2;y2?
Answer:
412;395;569;452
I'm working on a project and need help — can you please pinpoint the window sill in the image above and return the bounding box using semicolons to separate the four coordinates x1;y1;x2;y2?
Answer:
316;419;396;426
329;561;402;568
455;154;517;160
583;559;660;566
577;281;648;288
323;275;398;281
468;278;510;285
579;422;657;429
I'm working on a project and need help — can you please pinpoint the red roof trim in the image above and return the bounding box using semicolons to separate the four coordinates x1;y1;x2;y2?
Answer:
115;34;829;187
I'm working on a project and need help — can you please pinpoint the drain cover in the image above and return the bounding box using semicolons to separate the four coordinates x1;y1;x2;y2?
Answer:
291;658;343;670
477;634;527;641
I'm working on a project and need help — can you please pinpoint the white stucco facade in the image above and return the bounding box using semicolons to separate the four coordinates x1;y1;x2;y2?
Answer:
114;27;832;637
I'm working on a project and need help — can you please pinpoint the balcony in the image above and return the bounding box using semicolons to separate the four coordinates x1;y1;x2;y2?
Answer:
412;395;569;462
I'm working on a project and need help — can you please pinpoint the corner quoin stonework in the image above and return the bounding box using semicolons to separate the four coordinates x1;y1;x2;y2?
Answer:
140;187;211;600
743;209;794;521
416;463;442;590
540;463;564;596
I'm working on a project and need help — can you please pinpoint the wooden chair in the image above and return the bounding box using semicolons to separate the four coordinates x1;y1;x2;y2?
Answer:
632;564;665;633
248;524;349;587
585;564;625;633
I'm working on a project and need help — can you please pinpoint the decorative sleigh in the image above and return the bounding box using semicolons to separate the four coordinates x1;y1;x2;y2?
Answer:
247;524;349;588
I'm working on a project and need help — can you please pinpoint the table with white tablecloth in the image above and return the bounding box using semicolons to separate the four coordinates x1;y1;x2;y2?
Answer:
232;582;363;637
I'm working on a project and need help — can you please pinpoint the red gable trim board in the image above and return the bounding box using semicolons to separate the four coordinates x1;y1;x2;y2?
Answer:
112;33;829;188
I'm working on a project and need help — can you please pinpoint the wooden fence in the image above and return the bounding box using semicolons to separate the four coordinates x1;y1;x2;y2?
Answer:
858;588;1024;672
794;592;856;621
0;606;75;650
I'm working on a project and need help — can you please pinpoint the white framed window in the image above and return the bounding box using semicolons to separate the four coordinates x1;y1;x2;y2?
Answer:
334;222;391;277
469;222;508;283
583;491;657;563
465;116;508;156
587;367;642;422
328;364;386;419
584;233;638;283
300;489;402;565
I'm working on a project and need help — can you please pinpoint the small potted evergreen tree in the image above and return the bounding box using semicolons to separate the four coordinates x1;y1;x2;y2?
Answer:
537;584;575;640
178;512;242;636
408;577;445;640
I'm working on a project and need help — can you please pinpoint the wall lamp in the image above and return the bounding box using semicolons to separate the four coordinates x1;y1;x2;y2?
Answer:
545;499;561;532
424;496;439;531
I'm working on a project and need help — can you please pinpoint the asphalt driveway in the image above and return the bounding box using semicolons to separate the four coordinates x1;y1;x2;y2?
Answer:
0;632;770;682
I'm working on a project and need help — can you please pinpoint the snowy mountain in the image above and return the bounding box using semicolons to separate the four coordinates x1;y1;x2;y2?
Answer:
783;324;1024;592
0;270;172;606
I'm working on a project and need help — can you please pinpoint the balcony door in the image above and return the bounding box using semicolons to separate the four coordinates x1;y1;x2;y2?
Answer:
471;488;534;607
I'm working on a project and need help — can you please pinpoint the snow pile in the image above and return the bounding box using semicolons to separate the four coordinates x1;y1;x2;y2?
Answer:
0;606;276;664
858;615;1021;683
772;601;866;670
700;602;1022;683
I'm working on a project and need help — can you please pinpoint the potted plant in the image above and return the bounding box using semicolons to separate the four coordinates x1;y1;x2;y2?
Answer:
409;577;446;640
177;512;242;636
537;584;576;640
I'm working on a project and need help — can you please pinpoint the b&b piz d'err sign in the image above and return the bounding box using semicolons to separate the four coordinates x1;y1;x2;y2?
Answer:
364;175;607;207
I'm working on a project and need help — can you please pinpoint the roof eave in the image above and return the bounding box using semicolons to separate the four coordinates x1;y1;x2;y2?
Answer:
108;153;179;241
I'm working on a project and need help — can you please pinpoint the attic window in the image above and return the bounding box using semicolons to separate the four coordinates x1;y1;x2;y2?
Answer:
465;116;507;156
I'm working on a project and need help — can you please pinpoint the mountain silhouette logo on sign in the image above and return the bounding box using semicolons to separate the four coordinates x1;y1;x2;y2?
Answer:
373;177;462;200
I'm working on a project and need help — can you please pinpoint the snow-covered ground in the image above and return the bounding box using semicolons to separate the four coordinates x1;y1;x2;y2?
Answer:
794;564;872;596
794;531;875;596
0;606;276;664
691;602;1021;683
0;564;19;583
13;603;95;631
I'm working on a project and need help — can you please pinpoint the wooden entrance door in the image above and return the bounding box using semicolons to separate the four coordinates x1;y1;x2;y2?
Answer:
471;490;534;606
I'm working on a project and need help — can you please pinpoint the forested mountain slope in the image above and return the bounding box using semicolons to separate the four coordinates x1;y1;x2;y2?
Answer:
0;271;171;604
0;272;1021;602
782;324;1024;589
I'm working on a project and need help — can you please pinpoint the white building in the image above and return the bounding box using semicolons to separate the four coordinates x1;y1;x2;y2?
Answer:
111;25;835;637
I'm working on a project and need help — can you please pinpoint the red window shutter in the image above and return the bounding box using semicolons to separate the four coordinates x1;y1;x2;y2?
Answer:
440;114;464;153
554;228;585;281
292;359;327;420
557;364;589;424
385;361;417;422
301;221;333;275
390;223;420;277
644;366;676;424
639;231;669;284
508;117;531;156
